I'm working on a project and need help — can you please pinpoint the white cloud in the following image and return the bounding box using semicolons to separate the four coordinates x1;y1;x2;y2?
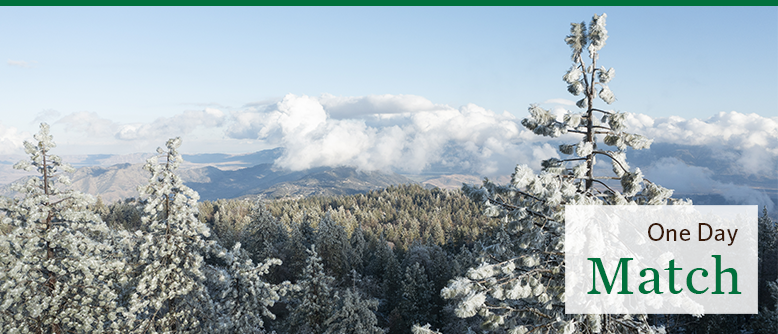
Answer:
57;111;117;137
220;96;778;217
48;108;227;142
7;60;36;68
26;93;775;185
319;93;448;119
115;108;226;140
11;108;235;155
0;122;29;155
643;157;774;212
33;109;61;124
624;111;778;176
627;111;778;155
226;94;557;175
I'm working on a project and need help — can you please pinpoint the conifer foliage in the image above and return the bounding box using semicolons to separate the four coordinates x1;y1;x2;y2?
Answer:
287;246;335;334
323;287;383;334
207;242;292;334
443;13;676;333
128;137;216;332
0;123;126;333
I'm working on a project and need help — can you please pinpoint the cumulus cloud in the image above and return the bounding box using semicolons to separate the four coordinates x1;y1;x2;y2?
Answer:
57;111;118;137
0;122;29;155
643;157;774;212
226;94;778;179
48;108;227;142
319;93;448;120
625;111;778;176
27;93;774;188
33;109;61;124
14;108;234;155
626;111;778;154
222;95;776;214
226;94;558;174
7;60;37;68
116;108;226;140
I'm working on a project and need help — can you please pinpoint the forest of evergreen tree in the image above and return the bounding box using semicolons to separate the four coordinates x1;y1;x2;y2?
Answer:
95;183;778;333
2;122;777;334
96;183;499;333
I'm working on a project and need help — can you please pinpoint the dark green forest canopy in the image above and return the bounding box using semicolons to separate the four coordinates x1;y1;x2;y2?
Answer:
92;182;778;334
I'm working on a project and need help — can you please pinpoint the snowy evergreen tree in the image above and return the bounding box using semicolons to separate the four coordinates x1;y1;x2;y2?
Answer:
752;209;778;334
127;137;216;333
241;200;287;264
753;280;778;333
287;246;335;334
400;262;436;330
348;225;368;274
315;212;351;280
426;219;446;246
206;242;294;334
758;208;777;264
323;288;383;334
401;242;452;330
443;14;678;333
284;219;315;279
0;123;127;333
368;234;401;309
411;323;444;334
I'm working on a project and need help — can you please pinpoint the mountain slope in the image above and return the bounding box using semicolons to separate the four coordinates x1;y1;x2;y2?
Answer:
2;161;416;202
256;166;415;199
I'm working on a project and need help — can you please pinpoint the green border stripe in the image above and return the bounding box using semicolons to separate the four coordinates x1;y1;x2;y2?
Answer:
2;1;778;5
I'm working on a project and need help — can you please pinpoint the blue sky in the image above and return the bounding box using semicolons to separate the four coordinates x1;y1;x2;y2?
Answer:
3;7;775;122
0;6;776;159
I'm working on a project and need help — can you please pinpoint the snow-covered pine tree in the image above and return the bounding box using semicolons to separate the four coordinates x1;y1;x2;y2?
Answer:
0;123;126;333
127;137;216;333
400;262;436;330
323;287;383;334
315;212;351;280
287;245;336;334
753;280;778;333
442;13;679;333
241;200;288;264
411;323;444;334
348;224;368;274
285;219;315;279
752;209;778;334
206;242;295;333
368;234;401;313
759;208;778;258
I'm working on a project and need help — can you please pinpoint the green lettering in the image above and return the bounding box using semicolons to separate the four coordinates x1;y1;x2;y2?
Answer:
588;258;633;295
638;268;662;294
665;259;683;294
687;268;708;294
712;255;740;294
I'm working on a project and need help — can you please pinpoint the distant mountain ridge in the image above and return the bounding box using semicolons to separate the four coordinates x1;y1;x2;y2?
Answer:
0;148;416;202
181;147;283;167
1;160;416;202
1;145;774;217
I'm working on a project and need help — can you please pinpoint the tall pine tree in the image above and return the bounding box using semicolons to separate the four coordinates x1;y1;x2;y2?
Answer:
323;287;383;334
206;242;294;333
127;137;216;332
287;246;335;334
442;13;678;333
0;123;127;333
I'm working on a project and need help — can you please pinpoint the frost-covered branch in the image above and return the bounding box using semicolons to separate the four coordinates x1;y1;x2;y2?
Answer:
445;13;682;334
0;123;127;333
